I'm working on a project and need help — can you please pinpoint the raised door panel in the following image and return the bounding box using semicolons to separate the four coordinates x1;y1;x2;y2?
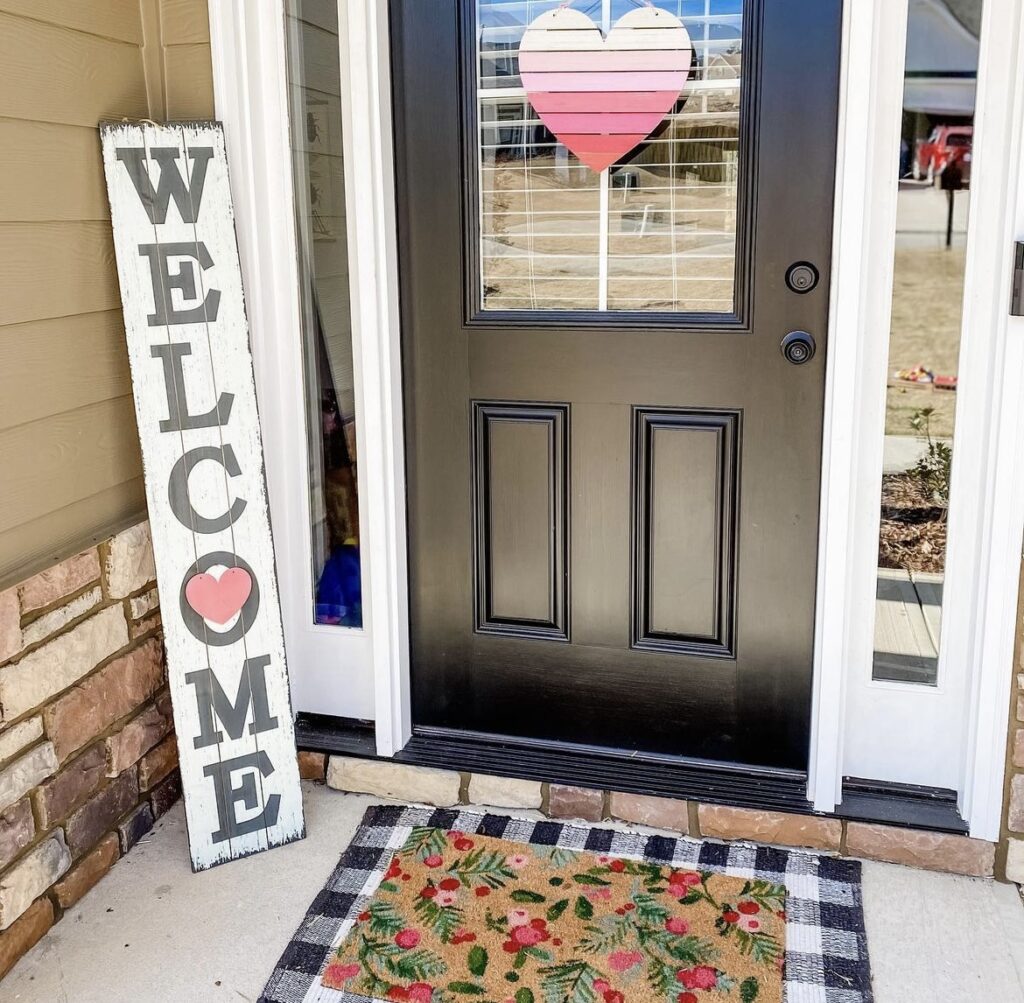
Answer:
473;402;568;640
632;408;739;657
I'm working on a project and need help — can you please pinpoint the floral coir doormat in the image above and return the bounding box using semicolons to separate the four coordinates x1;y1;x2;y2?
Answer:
323;828;783;1002
260;806;873;1003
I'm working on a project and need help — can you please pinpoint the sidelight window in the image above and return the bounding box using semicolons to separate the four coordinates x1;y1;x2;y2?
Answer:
284;0;364;629
870;0;982;686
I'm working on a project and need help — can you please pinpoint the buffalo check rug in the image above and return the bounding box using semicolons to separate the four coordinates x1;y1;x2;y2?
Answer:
260;806;873;1003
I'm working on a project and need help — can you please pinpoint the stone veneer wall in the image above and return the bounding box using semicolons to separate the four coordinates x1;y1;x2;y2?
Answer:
0;521;179;978
999;567;1024;883
304;754;997;879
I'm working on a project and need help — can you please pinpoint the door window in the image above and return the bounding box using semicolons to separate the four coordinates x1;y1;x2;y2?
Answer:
284;0;363;628
870;0;981;686
476;0;745;313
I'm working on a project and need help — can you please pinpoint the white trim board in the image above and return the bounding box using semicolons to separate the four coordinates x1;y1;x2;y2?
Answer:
811;0;1024;839
950;0;1024;839
339;0;412;755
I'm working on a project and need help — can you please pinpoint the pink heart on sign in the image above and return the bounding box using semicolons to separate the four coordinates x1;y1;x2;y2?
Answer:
185;567;252;625
519;6;693;173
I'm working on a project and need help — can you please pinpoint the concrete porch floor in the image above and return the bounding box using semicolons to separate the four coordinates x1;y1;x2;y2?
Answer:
5;783;1024;1002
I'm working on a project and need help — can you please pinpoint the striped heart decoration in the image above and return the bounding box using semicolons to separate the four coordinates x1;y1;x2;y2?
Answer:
519;6;693;174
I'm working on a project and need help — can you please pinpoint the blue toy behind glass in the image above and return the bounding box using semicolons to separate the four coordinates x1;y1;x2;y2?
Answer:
316;543;362;626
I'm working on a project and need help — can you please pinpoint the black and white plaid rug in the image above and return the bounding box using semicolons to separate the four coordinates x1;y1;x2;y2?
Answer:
260;805;873;1003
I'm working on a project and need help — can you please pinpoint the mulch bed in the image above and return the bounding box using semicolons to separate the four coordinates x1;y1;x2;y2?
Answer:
878;473;947;574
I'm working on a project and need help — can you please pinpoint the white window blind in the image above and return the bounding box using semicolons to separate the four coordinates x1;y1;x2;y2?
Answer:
478;0;744;313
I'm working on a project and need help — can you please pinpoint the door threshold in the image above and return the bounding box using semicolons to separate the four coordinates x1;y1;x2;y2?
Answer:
296;712;377;757
399;727;812;814
297;714;812;813
836;777;968;834
294;714;969;834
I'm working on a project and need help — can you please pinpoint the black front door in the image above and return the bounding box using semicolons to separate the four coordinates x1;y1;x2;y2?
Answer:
391;0;842;771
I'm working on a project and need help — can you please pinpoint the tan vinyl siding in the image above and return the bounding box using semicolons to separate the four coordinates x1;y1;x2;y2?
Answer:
164;43;215;119
0;0;214;590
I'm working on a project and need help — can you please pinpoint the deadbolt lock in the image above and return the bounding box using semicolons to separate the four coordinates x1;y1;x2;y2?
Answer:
786;262;819;294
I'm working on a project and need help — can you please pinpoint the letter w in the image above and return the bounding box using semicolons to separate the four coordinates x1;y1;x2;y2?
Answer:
185;657;280;750
116;146;214;224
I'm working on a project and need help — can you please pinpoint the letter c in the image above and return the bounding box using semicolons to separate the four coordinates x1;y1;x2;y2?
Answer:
168;445;247;533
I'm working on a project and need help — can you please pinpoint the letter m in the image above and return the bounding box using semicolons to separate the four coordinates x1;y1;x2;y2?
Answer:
185;657;280;750
116;145;214;224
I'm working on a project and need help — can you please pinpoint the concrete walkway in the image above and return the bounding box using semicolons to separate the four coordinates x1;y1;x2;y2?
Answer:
5;783;1024;1002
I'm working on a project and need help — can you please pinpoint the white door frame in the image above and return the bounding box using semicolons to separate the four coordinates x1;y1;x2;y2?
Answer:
208;0;411;753
209;0;1024;832
810;0;1024;840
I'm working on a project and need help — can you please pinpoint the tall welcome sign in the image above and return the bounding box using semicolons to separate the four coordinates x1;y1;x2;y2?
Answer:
100;121;304;870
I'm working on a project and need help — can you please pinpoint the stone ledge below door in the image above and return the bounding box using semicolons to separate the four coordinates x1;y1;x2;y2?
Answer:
313;753;997;879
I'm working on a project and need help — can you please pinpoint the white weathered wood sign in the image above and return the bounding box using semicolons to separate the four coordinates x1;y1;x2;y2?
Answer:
100;121;304;870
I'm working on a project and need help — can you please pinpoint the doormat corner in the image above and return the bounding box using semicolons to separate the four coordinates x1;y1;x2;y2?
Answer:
260;805;872;1003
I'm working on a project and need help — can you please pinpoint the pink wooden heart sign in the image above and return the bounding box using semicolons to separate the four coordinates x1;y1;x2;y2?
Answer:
519;6;693;173
185;566;253;625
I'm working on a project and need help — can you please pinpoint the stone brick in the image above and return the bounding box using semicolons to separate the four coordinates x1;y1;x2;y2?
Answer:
150;769;181;818
128;587;159;620
130;612;161;639
1006;838;1024;883
52;832;119;910
0;716;43;766
0;800;33;870
65;770;139;858
697;804;841;851
0;742;58;814
117;801;154;854
548;785;604;822
18;549;100;614
0;897;53;979
104;522;156;599
0;831;70;930
138;735;177;792
21;587;102;647
44;637;164;762
1008;774;1024;832
105;693;173;776
0;589;20;665
33;743;107;828
0;606;128;722
1018;695;1024;723
469;773;543;809
1014;731;1024;769
609;792;689;833
298;750;326;782
845;823;995;876
326;757;460;806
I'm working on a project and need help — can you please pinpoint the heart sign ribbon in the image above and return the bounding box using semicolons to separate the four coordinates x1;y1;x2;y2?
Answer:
519;6;693;173
185;566;253;625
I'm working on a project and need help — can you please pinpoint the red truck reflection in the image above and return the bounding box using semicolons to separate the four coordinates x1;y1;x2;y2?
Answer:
913;125;973;185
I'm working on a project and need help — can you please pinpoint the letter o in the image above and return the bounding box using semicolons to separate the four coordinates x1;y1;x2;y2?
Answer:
179;551;261;647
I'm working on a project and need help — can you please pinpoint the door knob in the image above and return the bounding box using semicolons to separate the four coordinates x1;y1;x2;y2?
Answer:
781;331;816;365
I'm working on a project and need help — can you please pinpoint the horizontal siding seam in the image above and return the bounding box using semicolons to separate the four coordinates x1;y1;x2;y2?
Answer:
0;473;146;554
0;216;111;225
0;391;136;438
0;9;143;50
0;115;112;133
0;490;147;595
0;308;124;337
